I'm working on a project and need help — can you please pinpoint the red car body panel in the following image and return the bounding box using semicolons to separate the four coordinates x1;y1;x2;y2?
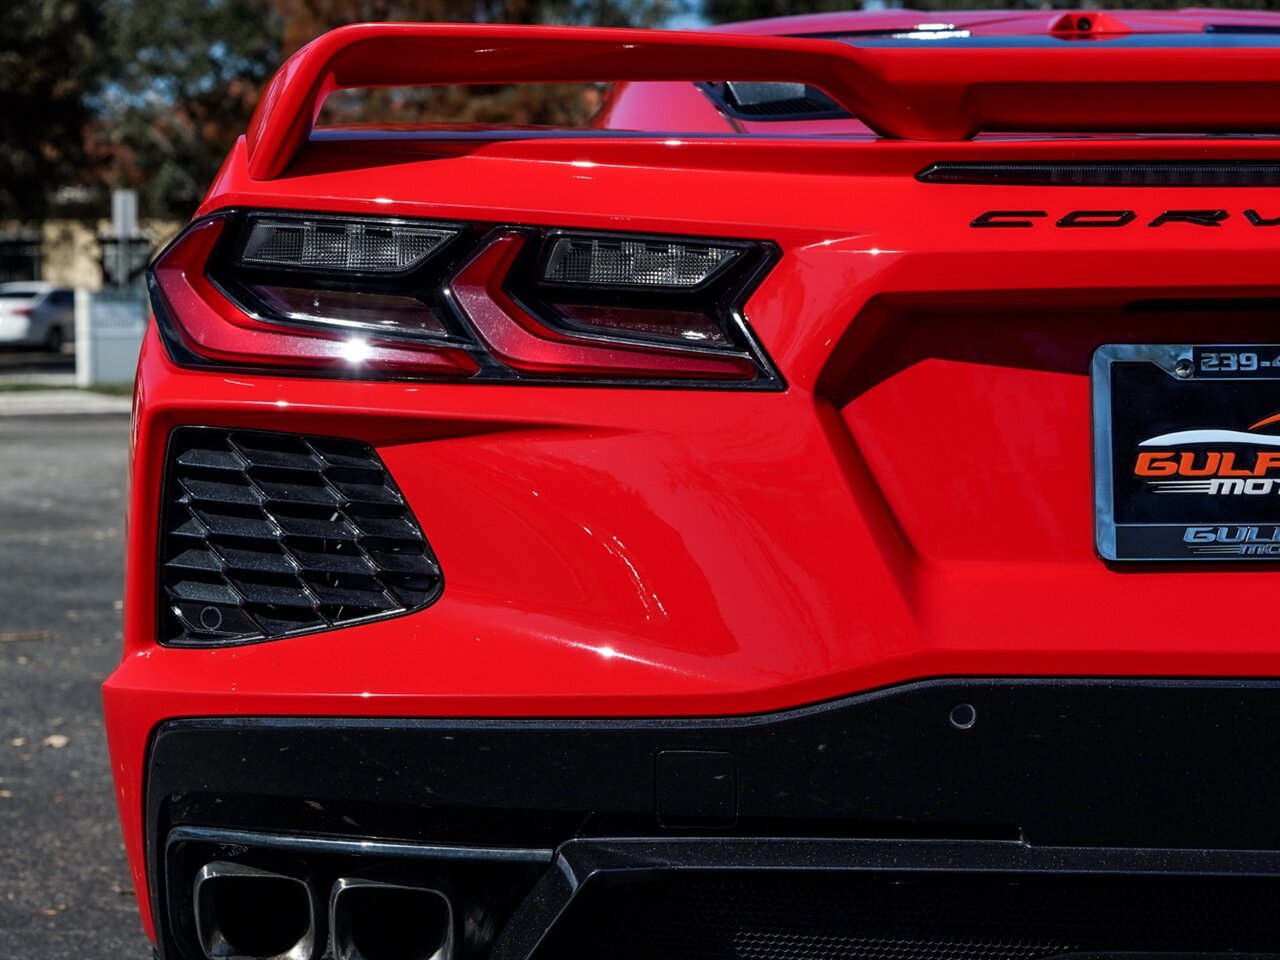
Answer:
104;11;1280;950
720;6;1280;36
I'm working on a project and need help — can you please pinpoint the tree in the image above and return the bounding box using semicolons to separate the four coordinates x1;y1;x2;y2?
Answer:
277;0;683;55
0;0;108;221
94;0;684;219
280;0;684;133
703;0;851;22
97;0;284;219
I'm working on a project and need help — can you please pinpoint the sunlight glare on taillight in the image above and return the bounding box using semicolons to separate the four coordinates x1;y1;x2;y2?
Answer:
247;285;449;339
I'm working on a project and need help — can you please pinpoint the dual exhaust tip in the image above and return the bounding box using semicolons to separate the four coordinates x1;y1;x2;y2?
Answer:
194;862;452;960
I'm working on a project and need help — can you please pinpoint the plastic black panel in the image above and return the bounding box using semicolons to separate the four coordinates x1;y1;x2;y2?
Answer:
917;161;1280;187
554;871;1280;960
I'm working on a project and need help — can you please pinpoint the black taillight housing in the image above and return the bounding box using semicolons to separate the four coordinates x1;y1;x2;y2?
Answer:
151;209;783;388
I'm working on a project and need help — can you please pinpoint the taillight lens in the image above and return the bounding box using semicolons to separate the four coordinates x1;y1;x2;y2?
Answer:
148;210;781;387
151;217;478;377
239;215;457;273
446;232;758;380
541;234;741;288
552;304;727;345
247;285;449;338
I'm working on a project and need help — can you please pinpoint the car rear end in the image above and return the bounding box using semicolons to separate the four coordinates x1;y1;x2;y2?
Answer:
103;16;1280;960
0;283;50;347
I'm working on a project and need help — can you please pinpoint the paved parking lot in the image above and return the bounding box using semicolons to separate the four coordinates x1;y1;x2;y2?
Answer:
0;414;150;959
0;347;76;387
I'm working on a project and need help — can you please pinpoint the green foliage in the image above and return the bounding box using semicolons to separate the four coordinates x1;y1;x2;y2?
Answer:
0;0;108;220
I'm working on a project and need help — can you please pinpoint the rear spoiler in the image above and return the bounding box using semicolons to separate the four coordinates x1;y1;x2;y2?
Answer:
246;22;1280;180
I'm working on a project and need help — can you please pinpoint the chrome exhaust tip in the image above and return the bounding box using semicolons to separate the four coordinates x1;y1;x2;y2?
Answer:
329;878;453;960
193;862;315;960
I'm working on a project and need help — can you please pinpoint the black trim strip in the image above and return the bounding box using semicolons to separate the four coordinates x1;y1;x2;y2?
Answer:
917;161;1280;187
168;825;553;864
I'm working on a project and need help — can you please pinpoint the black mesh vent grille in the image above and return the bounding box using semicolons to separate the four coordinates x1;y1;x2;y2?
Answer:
159;428;441;645
732;96;840;118
553;872;1280;960
700;82;852;122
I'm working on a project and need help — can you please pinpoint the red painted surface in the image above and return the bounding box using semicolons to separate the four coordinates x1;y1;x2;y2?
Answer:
716;6;1280;37
104;10;1280;941
246;20;1280;177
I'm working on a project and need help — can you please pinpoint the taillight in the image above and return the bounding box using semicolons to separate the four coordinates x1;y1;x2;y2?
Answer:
149;210;781;387
447;232;758;380
151;217;478;377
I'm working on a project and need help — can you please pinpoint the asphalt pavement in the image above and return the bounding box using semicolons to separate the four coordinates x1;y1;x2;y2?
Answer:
0;414;151;959
0;347;77;387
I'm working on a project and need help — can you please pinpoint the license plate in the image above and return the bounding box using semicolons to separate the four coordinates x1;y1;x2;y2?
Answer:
1092;344;1280;562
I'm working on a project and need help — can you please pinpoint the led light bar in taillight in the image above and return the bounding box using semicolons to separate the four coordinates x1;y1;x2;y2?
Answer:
542;235;741;288
239;215;458;273
149;209;782;387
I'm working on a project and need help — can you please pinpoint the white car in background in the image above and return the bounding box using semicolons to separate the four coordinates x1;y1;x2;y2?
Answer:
0;282;75;351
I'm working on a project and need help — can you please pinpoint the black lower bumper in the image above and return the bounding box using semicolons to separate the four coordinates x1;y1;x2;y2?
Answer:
146;679;1280;959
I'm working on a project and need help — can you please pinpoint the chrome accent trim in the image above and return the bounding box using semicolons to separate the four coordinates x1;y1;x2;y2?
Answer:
169;825;554;865
1091;343;1191;561
330;878;454;960
193;861;314;960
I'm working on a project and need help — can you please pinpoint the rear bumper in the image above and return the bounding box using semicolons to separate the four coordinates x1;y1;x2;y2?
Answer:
0;316;35;343
143;678;1280;958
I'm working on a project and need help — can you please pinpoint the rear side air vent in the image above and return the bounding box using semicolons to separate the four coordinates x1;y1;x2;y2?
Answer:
159;428;441;646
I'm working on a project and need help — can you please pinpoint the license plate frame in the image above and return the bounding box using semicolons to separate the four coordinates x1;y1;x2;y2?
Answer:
1092;343;1280;562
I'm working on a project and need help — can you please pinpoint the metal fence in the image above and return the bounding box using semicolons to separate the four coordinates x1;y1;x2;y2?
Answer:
0;235;42;283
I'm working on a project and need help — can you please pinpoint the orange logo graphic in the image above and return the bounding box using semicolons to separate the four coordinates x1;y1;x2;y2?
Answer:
1134;413;1280;479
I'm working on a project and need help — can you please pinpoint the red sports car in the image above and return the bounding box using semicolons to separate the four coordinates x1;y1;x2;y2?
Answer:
105;9;1280;960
